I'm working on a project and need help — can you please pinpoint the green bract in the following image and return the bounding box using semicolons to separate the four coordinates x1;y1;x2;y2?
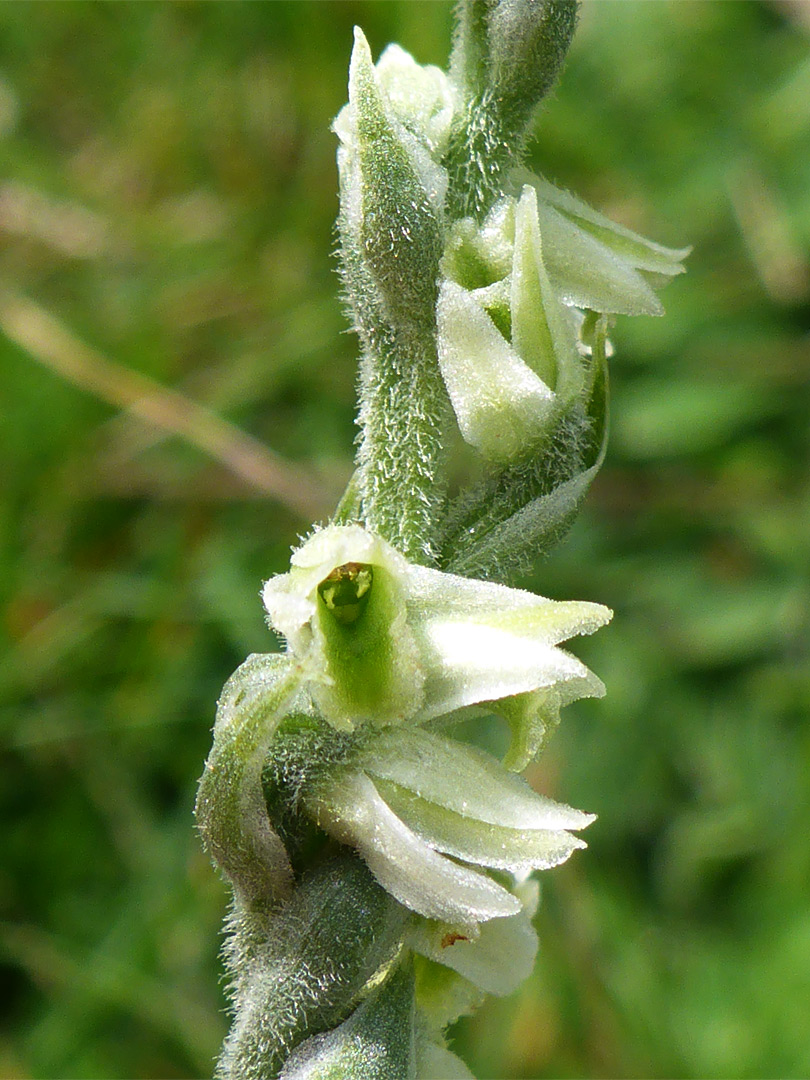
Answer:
335;28;445;326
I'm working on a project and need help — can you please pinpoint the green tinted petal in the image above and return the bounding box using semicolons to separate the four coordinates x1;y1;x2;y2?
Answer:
498;667;605;772
511;185;583;402
437;279;556;462
376;778;588;871
263;526;424;728
307;769;520;923
413;955;486;1034
356;726;593;830
533;175;691;273
537;200;665;315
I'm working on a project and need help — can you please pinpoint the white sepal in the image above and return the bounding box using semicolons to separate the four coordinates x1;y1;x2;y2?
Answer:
521;173;690;316
534;175;691;274
437;278;556;462
306;768;521;924
357;726;593;831
403;559;611;720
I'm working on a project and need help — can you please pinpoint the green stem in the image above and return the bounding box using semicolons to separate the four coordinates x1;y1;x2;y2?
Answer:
356;325;450;565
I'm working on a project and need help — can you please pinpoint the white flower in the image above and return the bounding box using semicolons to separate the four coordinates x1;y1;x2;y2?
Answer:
202;524;609;926
305;724;594;926
261;523;610;731
438;185;583;461
255;523;610;929
436;175;689;463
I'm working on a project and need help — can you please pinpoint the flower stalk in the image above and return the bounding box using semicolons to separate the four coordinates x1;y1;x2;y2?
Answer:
195;3;687;1077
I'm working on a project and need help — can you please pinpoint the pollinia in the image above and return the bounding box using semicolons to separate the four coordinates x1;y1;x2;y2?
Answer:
195;3;687;1077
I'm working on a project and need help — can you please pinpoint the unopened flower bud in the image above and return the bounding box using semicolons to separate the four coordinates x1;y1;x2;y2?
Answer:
335;27;446;326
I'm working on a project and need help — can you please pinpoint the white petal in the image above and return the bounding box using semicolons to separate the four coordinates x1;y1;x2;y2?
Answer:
376;779;588;871
410;905;538;997
357;727;593;831
537;200;665;316
512;185;583;405
533;175;691;272
437;279;555;462
307;769;520;923
405;561;611;639
418;623;595;719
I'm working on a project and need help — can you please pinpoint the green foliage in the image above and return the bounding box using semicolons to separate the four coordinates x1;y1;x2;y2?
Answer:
2;2;809;1079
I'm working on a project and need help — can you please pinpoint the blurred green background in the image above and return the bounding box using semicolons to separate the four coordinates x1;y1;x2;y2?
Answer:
1;2;808;1077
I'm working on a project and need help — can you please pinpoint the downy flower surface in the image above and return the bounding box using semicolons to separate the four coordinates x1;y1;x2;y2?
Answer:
261;524;610;732
437;177;689;464
438;184;584;462
197;523;610;999
259;525;610;927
